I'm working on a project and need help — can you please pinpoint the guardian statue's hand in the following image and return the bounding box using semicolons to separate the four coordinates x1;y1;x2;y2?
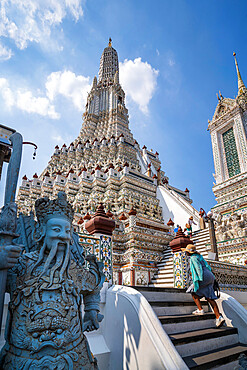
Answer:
0;245;21;269
83;310;104;332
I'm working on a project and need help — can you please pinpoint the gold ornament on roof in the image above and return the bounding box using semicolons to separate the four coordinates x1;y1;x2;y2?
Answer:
233;52;247;95
108;38;112;47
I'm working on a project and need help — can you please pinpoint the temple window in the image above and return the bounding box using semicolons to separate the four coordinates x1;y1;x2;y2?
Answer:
222;127;241;178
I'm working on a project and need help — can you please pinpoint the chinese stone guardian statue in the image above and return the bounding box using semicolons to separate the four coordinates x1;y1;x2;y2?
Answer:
0;192;105;369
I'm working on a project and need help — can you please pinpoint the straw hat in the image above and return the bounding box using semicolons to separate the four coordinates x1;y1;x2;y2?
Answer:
181;244;197;254
189;216;193;220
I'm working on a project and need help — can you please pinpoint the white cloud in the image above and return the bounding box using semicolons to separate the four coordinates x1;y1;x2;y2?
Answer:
119;58;159;114
0;77;14;107
0;0;83;56
0;42;12;60
16;90;59;119
46;70;91;110
0;69;91;118
0;78;59;119
51;134;65;144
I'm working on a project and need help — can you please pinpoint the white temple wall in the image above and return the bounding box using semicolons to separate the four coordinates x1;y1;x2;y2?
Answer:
157;185;200;230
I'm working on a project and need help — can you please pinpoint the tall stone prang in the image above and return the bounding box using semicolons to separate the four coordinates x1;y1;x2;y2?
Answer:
208;53;247;265
17;39;198;285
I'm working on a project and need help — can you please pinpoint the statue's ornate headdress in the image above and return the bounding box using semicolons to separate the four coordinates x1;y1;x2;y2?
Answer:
35;192;74;225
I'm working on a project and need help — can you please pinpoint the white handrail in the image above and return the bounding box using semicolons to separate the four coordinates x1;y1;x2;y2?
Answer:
216;292;247;344
104;285;188;370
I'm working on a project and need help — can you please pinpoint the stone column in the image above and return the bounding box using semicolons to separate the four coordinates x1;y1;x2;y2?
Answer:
207;215;219;261
169;227;192;289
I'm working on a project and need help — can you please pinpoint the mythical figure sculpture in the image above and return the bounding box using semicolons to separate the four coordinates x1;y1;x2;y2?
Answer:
0;192;105;369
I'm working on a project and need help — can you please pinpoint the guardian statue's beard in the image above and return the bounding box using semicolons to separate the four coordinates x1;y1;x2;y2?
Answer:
30;237;71;285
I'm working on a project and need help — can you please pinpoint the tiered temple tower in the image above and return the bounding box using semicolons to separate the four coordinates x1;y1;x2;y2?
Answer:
208;53;247;265
17;39;199;285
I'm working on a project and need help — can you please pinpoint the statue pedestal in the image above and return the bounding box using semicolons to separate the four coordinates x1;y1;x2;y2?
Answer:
169;227;193;289
173;251;191;289
78;232;113;285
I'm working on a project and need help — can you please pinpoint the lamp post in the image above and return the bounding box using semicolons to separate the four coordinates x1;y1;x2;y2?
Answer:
0;124;23;332
0;124;38;334
0;124;16;180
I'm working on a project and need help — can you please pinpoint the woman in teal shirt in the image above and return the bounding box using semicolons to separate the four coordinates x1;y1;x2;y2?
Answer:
182;244;225;328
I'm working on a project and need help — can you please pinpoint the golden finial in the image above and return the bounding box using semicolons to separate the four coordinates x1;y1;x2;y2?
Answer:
233;52;246;95
108;38;112;47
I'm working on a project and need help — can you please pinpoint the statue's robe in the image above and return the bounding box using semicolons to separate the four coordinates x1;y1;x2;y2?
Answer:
0;251;102;369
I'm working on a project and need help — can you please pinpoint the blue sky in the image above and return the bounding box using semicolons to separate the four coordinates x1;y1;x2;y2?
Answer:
0;0;246;212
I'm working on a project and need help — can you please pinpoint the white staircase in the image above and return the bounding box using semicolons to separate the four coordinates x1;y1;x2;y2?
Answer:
149;246;174;287
136;286;247;369
149;228;210;288
191;228;210;258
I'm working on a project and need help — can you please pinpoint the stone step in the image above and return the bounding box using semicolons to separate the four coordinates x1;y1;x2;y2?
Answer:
152;275;174;282
192;235;210;240
156;262;173;268
155;266;173;272
193;237;209;241
163;318;217;335
192;229;210;236
150;301;209;316
160;255;172;260
151;278;174;285
134;286;186;293
171;327;239;357
155;264;173;270
183;343;247;369
136;287;191;297
192;238;210;242
157;258;173;264
153;271;174;278
148;283;174;288
159;312;215;325
155;266;173;273
192;242;209;248
163;248;172;254
193;243;209;249
192;231;210;237
160;312;216;334
158;258;173;264
135;286;188;301
192;241;210;247
160;252;173;258
191;243;208;249
151;277;174;282
153;269;173;275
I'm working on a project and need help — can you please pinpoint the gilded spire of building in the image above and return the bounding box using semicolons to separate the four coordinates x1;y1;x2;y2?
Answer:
233;52;247;110
98;38;119;82
233;52;247;95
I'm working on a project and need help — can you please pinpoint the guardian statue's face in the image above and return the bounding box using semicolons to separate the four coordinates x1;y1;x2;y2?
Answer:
45;217;71;252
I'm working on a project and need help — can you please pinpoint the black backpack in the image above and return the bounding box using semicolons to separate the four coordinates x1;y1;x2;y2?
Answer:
213;279;220;298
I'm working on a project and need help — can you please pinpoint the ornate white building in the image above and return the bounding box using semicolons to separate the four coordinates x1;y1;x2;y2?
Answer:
17;39;199;284
208;53;247;265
